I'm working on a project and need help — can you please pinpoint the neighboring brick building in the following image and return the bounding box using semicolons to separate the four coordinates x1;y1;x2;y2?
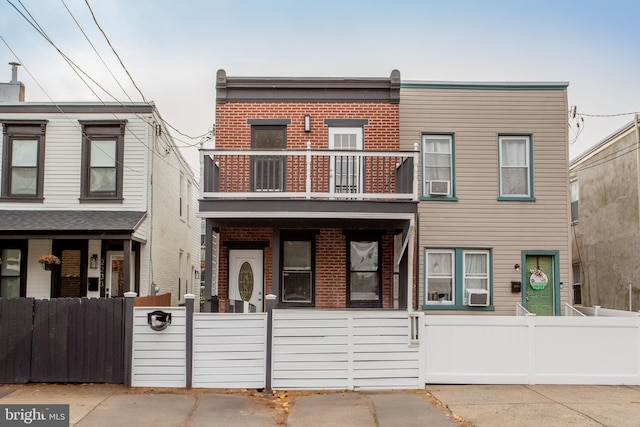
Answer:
200;69;418;312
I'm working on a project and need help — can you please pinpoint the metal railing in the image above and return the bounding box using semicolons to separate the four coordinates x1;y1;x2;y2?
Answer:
564;303;586;317
516;303;535;316
200;144;420;201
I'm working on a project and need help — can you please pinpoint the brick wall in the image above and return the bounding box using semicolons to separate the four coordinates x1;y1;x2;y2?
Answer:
219;227;396;310
215;102;399;150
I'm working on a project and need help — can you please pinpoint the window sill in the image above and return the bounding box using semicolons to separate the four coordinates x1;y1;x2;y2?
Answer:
79;197;124;204
0;196;44;203
422;304;495;311
497;196;536;202
420;196;458;202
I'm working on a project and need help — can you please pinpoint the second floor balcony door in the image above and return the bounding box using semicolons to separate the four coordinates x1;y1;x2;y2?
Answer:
329;127;363;194
252;126;285;192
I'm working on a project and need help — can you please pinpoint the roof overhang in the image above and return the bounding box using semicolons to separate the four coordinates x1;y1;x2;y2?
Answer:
0;210;147;241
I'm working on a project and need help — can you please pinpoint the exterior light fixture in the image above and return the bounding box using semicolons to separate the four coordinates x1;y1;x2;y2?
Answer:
90;254;98;269
514;264;520;272
304;115;311;132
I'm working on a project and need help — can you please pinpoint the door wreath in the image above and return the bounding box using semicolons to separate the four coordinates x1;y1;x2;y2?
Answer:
529;268;548;290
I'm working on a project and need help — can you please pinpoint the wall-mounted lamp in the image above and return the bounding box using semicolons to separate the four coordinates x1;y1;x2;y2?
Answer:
90;254;98;269
195;270;200;279
514;264;520;272
304;115;311;132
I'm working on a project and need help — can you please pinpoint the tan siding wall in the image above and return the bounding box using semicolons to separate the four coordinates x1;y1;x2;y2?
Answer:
401;87;571;315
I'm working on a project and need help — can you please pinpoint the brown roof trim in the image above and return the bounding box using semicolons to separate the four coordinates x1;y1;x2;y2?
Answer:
0;103;154;114
216;69;400;104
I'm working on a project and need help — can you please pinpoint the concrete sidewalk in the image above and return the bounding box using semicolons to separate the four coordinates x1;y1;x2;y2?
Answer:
1;383;640;426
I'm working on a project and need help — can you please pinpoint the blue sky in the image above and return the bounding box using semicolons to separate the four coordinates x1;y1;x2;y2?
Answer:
1;0;639;171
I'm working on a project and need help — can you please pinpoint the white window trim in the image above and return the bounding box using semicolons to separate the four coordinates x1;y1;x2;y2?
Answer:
425;249;455;305
462;250;490;305
499;135;531;198
422;134;453;197
329;127;364;194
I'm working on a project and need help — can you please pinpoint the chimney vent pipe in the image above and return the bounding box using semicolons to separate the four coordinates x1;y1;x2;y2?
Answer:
9;62;21;83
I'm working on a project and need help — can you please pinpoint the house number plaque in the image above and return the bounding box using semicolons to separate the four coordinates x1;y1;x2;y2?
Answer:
238;261;254;302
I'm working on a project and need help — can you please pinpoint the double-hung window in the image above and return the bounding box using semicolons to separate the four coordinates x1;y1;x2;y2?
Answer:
1;121;46;200
0;241;27;298
425;248;492;309
80;121;125;201
425;249;454;304
281;232;315;306
570;180;579;223
499;135;533;199
422;134;453;198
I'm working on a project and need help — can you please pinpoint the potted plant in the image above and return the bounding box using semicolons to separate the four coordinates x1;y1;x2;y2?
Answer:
38;254;61;270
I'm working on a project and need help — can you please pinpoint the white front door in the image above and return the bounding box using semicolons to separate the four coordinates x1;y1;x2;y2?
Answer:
229;249;264;312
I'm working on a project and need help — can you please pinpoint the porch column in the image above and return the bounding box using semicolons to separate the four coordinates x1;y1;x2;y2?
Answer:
204;220;214;312
123;239;132;293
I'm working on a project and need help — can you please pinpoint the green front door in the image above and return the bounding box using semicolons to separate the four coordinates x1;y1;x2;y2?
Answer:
525;255;555;316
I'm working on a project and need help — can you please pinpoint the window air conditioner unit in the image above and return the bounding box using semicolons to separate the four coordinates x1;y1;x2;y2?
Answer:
429;180;450;196
466;289;489;306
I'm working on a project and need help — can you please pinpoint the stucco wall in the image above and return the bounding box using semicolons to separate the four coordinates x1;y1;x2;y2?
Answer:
571;128;640;310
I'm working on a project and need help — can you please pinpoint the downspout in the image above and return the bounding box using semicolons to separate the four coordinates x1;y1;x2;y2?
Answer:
636;114;640;234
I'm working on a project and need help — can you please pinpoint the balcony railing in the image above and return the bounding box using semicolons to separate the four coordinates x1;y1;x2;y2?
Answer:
200;145;419;201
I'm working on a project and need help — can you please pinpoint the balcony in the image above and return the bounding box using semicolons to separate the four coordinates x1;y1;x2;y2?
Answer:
200;146;419;202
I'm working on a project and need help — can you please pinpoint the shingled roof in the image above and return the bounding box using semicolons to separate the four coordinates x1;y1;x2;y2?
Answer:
0;210;146;233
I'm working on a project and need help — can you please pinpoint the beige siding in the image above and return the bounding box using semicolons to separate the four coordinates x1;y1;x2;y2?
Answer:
401;87;571;315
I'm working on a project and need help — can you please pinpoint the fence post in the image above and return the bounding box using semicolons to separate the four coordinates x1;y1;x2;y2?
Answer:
185;294;195;388
123;292;137;387
265;294;276;390
527;313;537;385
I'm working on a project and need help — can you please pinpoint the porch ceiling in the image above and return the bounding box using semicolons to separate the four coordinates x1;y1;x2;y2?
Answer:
198;199;417;222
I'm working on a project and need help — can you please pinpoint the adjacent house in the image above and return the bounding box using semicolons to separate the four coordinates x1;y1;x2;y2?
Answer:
199;69;418;312
400;80;571;315
0;65;200;306
569;116;640;311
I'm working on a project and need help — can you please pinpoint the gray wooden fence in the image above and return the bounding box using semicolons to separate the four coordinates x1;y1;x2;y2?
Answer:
0;297;125;384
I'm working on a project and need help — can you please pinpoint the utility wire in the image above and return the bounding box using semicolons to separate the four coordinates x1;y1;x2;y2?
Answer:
61;0;135;103
83;0;147;102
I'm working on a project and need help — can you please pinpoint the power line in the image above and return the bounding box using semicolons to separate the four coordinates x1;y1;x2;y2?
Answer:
60;0;135;103
83;0;147;103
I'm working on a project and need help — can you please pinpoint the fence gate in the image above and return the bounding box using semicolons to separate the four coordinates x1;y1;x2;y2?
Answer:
0;297;125;384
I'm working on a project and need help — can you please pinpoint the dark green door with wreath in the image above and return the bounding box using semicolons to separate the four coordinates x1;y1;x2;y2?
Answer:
525;254;554;316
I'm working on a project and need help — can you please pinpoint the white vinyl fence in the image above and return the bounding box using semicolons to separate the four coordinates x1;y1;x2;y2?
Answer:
192;313;267;388
130;304;640;390
271;310;424;390
424;315;640;385
132;307;187;387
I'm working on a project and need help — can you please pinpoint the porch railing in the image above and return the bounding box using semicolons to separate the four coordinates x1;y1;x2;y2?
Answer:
200;143;420;201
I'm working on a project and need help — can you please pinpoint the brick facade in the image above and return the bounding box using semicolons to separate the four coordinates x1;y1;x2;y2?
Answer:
215;102;399;151
219;228;396;310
